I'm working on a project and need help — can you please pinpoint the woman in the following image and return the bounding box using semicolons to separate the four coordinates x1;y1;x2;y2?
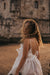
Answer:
8;19;43;75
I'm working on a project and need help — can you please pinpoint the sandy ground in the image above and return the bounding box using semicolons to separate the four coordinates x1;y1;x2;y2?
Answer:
0;44;50;75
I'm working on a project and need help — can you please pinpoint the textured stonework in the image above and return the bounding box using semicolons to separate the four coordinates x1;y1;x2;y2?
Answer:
0;0;50;42
21;0;49;19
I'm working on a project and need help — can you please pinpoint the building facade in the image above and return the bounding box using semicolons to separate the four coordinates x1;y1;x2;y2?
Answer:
0;0;50;42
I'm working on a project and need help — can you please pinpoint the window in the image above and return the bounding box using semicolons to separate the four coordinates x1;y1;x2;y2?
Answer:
10;0;15;13
4;3;6;9
10;0;21;13
34;1;38;8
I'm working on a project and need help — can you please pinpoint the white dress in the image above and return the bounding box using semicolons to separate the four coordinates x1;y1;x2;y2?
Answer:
8;44;43;75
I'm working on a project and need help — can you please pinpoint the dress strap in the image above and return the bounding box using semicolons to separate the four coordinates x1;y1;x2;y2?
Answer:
29;39;32;51
30;39;31;49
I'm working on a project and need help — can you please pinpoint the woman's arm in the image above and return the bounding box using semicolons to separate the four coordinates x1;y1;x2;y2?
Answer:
15;39;30;75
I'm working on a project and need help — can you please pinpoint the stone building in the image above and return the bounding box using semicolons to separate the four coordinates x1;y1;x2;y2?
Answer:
0;0;50;42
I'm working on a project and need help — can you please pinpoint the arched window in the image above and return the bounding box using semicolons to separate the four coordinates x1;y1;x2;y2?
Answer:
10;0;15;13
34;1;38;8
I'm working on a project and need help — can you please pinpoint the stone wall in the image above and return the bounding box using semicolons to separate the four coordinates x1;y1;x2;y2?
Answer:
0;0;11;18
21;0;49;19
0;0;50;42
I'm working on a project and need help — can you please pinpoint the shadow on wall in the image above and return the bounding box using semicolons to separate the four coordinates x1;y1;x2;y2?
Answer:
0;37;21;46
0;36;50;46
42;37;50;43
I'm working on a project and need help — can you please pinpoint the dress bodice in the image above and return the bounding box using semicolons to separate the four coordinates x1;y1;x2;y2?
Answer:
16;43;38;58
8;43;43;75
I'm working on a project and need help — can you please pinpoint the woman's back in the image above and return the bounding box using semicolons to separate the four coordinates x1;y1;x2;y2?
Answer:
29;38;39;55
24;37;39;55
19;38;43;75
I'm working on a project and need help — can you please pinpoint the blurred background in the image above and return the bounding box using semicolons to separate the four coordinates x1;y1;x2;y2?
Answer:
0;0;50;75
0;0;50;44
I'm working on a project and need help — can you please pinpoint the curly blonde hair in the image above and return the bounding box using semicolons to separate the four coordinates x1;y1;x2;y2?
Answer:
21;19;43;46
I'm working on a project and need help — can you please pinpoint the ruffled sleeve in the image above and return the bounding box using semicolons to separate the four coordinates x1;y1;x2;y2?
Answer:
16;44;23;56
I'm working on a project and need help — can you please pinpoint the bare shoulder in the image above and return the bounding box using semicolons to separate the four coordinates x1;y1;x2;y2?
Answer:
30;38;37;41
23;38;30;48
23;39;30;53
24;38;39;47
24;38;29;43
30;38;39;46
24;38;38;44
